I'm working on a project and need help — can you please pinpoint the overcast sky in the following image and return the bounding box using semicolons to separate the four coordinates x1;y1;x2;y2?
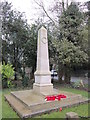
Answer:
3;0;89;24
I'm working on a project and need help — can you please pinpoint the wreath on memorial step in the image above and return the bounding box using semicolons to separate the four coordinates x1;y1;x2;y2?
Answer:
45;94;67;101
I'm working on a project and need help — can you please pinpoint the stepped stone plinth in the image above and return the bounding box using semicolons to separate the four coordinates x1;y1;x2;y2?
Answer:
5;89;88;118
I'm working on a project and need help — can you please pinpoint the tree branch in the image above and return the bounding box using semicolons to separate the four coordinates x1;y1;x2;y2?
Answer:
33;0;58;28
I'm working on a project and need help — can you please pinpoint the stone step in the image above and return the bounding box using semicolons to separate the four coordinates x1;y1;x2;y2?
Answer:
31;96;88;113
10;90;84;109
5;94;32;118
4;93;88;118
11;90;85;109
11;90;45;108
28;94;84;110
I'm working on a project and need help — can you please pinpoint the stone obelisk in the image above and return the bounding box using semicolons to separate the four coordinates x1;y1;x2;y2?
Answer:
33;26;53;95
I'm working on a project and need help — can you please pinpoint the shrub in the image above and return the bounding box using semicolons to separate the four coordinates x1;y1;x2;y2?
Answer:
72;80;85;89
1;62;15;88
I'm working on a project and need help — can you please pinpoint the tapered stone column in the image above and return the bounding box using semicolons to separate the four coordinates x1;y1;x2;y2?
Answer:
33;26;53;94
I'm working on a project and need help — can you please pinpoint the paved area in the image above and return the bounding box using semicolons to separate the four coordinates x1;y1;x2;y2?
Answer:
5;89;88;118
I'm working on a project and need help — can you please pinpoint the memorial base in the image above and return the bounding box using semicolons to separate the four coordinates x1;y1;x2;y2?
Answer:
33;83;56;96
5;89;88;118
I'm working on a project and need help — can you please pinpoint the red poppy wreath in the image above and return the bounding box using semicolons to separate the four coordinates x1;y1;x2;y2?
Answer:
45;94;66;101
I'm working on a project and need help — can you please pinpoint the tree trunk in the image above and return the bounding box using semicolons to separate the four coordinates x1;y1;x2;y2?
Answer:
14;43;17;80
58;62;63;83
62;0;65;12
67;0;68;8
30;67;35;79
64;64;71;84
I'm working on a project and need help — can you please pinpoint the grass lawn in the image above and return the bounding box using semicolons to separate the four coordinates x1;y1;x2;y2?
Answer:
1;86;90;119
2;89;19;118
36;103;89;118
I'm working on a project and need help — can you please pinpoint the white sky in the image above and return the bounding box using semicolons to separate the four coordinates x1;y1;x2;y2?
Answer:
3;0;89;24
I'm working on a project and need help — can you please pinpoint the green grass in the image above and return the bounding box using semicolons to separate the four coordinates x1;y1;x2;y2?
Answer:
2;90;19;118
58;87;89;98
36;103;89;118
1;87;89;119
